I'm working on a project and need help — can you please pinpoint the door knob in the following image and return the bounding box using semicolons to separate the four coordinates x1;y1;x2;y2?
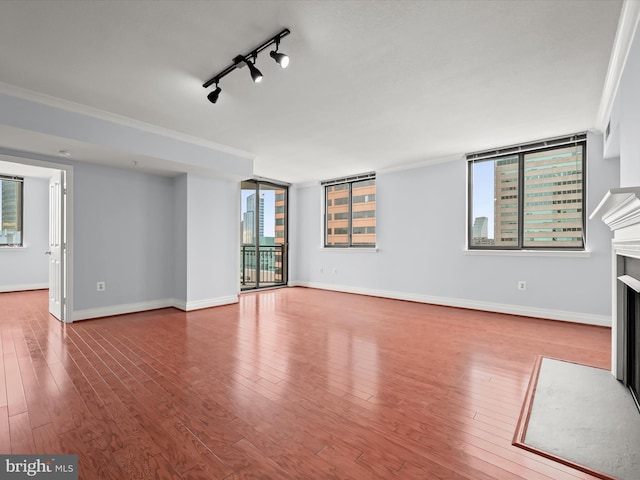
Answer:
45;251;51;255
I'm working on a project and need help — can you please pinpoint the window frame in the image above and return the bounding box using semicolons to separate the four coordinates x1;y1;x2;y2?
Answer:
0;175;24;248
467;135;587;251
322;172;376;248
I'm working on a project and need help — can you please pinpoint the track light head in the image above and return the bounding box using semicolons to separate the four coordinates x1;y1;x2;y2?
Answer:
207;84;222;104
245;56;263;83
270;50;289;68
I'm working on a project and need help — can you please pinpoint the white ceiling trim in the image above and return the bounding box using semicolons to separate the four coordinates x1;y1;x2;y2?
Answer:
0;81;256;161
292;153;466;188
596;0;640;132
377;154;465;176
0;153;69;178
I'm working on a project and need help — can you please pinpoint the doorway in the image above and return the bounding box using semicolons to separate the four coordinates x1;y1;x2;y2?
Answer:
0;154;72;322
240;180;288;290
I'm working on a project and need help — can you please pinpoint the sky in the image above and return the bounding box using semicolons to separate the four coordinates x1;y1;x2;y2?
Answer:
471;161;495;237
241;187;276;237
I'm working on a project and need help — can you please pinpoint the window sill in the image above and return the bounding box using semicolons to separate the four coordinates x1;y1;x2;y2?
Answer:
320;247;378;253
0;246;26;250
465;249;590;258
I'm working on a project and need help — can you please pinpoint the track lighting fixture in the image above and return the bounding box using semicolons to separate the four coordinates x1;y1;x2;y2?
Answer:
202;28;290;104
207;84;222;104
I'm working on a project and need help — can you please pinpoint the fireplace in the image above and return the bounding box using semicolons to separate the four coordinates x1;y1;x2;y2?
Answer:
590;187;640;409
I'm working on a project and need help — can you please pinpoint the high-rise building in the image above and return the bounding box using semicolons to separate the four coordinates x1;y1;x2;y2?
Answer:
326;184;349;245
472;216;489;240
493;145;583;247
351;180;376;246
274;189;286;243
274;189;286;282
1;178;22;245
243;193;264;244
493;155;519;247
326;180;376;246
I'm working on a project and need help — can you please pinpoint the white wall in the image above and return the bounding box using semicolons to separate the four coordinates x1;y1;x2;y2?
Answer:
73;162;176;317
53;163;242;318
182;174;240;309
0;176;48;291
173;174;188;303
293;131;618;325
614;22;640;186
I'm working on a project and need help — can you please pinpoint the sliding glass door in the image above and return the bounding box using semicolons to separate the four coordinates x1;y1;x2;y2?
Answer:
240;180;287;290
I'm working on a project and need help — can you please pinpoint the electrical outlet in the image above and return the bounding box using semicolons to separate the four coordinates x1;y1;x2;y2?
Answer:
97;281;106;292
518;281;526;291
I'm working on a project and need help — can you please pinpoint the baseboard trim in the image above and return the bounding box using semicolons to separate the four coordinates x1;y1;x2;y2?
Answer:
175;295;239;312
72;299;176;321
72;294;240;321
290;281;611;327
0;283;48;293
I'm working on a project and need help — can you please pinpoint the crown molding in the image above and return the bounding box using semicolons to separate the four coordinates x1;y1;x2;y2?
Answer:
590;186;640;231
0;81;256;161
595;0;640;132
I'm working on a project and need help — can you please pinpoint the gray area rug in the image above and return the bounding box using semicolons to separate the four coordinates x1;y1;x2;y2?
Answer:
524;358;640;480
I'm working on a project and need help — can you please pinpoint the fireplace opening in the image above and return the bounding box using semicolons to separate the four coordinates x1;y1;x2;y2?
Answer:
617;255;640;413
627;285;640;411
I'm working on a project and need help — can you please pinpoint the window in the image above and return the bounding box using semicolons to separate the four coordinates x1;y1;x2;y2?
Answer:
323;173;376;247
468;134;586;250
0;176;24;247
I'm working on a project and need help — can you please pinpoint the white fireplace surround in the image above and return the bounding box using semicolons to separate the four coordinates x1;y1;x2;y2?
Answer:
591;187;640;378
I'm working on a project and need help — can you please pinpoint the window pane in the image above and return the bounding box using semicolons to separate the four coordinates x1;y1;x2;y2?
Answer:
470;156;519;247
522;145;583;248
351;180;376;246
326;185;349;246
0;178;23;246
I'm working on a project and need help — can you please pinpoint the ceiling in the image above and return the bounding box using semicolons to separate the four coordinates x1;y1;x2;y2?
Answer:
0;0;623;184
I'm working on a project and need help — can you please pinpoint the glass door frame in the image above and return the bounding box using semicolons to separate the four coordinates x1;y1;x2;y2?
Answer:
240;179;288;291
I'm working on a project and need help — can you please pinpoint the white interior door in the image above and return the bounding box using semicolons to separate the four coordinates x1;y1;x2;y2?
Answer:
48;171;65;321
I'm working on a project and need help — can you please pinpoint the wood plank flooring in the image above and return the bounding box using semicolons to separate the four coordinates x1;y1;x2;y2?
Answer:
0;287;611;479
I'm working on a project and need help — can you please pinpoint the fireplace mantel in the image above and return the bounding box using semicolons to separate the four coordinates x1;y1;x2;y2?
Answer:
590;186;640;232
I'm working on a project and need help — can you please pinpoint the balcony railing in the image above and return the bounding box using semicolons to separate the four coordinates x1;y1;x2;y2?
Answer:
241;244;285;288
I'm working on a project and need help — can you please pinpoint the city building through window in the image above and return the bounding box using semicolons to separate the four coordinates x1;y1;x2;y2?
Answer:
0;176;23;247
468;134;586;250
323;172;376;247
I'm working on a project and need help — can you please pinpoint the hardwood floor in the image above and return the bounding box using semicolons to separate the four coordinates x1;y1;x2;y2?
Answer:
0;287;610;479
